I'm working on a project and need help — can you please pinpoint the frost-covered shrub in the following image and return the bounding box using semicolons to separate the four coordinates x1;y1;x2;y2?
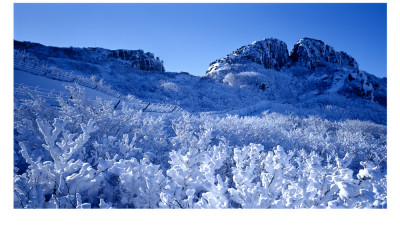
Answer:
222;70;283;94
14;49;45;69
14;83;386;209
159;80;180;93
160;124;229;208
14;118;99;208
227;144;386;208
14;86;60;173
95;156;166;208
206;112;386;173
14;115;169;208
218;65;305;99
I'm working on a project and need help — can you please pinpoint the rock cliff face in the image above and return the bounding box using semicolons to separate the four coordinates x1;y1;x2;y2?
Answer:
289;38;358;69
14;40;165;72
206;38;289;74
207;37;359;75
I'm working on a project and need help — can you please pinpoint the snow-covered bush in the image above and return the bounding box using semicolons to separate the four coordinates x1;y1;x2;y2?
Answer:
159;80;180;93
14;83;386;209
14;113;169;208
160;121;230;208
226;144;386;208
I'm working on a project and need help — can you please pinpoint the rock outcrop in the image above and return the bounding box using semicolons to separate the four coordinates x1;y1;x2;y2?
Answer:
206;38;289;74
289;38;358;69
207;37;359;75
14;40;165;72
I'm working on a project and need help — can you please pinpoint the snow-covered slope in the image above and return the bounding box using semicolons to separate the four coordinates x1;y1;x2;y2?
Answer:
15;70;118;102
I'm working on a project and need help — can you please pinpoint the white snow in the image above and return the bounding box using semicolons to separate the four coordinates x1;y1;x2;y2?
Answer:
15;70;119;102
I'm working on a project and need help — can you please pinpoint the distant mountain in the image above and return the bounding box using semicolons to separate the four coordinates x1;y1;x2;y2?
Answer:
14;40;165;72
206;37;386;106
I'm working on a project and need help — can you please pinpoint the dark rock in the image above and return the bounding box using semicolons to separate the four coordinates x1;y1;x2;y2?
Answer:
289;38;358;69
207;38;289;74
348;73;356;81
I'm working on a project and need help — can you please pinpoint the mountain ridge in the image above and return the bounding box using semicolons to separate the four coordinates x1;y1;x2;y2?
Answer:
14;37;387;114
14;40;165;72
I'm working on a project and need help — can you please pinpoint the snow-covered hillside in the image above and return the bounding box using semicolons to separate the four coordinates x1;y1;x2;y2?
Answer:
13;38;387;209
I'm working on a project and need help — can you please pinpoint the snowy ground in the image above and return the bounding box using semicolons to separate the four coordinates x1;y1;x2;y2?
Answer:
15;70;119;104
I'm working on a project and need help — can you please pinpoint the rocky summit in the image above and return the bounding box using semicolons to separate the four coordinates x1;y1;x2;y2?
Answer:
290;38;358;69
207;37;359;74
206;38;289;74
206;37;386;106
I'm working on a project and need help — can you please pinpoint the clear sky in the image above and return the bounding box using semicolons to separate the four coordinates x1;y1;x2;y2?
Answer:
14;3;387;77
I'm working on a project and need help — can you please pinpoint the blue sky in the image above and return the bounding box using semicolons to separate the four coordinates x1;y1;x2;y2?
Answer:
14;3;387;77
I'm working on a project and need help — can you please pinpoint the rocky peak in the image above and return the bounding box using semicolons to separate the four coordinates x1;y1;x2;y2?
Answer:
289;38;358;69
86;47;165;71
207;38;289;74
